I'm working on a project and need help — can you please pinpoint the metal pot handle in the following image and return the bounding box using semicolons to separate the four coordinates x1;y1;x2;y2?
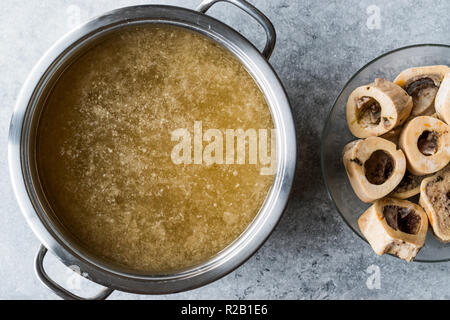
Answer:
197;0;276;60
35;245;114;300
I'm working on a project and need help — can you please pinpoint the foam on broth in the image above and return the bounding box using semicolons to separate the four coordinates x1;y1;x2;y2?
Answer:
37;25;275;273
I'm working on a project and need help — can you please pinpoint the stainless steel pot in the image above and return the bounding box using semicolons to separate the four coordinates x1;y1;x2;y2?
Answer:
8;0;296;299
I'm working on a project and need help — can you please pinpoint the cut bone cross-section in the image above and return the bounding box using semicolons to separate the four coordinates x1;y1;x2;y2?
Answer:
358;198;428;262
343;137;406;202
399;116;450;175
419;165;450;242
347;78;412;138
435;72;450;125
394;65;450;116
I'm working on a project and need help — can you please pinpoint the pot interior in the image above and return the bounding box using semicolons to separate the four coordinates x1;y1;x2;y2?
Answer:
25;21;279;277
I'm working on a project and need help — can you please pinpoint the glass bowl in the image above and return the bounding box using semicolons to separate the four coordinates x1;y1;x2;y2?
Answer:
321;44;450;262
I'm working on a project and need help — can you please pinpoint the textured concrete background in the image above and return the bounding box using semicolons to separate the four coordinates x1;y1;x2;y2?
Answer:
1;0;449;300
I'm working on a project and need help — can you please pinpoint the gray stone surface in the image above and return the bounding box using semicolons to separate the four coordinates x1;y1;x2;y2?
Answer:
0;0;449;300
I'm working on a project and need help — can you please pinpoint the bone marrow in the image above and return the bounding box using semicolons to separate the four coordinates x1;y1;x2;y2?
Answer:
390;170;431;199
435;72;450;125
358;198;428;262
394;65;450;116
383;205;420;235
343;137;406;202
357;96;381;125
419;165;450;242
346;78;412;138
417;130;439;156
399;116;450;175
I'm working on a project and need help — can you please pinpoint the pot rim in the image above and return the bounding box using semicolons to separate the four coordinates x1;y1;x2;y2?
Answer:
8;4;296;295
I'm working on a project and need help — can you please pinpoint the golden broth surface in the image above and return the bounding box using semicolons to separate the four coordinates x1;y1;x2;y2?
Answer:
37;25;275;273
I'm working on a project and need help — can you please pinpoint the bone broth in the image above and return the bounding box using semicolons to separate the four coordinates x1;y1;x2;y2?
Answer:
37;25;275;273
